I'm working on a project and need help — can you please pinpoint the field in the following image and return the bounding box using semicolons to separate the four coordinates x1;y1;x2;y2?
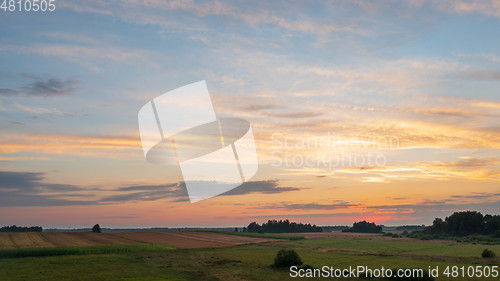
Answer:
0;231;499;280
0;231;277;249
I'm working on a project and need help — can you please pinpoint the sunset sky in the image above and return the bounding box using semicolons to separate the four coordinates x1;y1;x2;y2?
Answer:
1;0;499;228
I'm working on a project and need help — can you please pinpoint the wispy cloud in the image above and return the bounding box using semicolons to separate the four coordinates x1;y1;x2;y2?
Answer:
0;77;80;97
221;180;302;196
102;183;189;203
328;157;500;182
0;44;152;71
262;201;358;210
0;133;142;158
0;156;50;161
60;0;368;35
432;0;500;18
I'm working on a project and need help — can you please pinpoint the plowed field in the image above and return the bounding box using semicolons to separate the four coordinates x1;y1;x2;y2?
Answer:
0;231;275;249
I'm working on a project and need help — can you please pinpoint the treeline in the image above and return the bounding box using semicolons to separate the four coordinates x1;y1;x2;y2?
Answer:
424;211;500;236
396;225;425;231
0;225;43;232
342;220;382;233
246;219;322;233
321;225;349;232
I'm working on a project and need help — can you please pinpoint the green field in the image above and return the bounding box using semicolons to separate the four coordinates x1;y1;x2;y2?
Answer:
0;234;498;281
198;230;306;240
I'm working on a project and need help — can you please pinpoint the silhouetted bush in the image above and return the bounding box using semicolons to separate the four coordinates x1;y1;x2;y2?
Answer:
342;221;382;233
273;249;303;267
92;224;101;233
482;248;496;258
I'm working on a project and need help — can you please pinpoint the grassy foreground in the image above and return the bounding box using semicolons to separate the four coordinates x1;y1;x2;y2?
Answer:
0;235;498;281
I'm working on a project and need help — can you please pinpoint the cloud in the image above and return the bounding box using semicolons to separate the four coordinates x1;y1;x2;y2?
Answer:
453;70;500;81
235;193;500;224
0;171;190;206
22;78;80;97
445;157;500;168
0;88;19;96
102;182;189;203
364;198;500;223
265;111;324;119
0;171;96;207
0;156;50;161
59;0;368;35
0;171;44;190
236;103;283;112
265;202;358;210
450;192;500;199
13;103;66;115
329;157;500;183
100;189;185;203
432;0;500;18
101;180;301;202
0;133;142;158
0;45;151;70
409;107;487;117
0;171;91;192
220;180;302;196
0;172;301;206
0;77;80;97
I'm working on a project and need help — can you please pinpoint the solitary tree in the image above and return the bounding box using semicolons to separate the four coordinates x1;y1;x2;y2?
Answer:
92;224;101;233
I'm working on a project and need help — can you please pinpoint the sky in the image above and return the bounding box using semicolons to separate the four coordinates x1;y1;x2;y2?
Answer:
0;0;499;228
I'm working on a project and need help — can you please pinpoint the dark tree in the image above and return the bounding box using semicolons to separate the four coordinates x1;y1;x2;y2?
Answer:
445;211;484;236
342;221;382;233
273;249;303;267
247;222;260;233
484;215;500;235
246;220;322;233
424;211;500;236
92;224;101;233
426;218;445;234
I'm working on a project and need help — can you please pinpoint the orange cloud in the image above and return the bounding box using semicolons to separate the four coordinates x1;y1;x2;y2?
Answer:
0;133;142;158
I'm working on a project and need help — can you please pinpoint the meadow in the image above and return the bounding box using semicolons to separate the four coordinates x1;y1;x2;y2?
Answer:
0;231;498;281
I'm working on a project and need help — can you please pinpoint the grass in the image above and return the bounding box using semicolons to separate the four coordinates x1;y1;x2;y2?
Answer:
198;230;305;240
283;237;500;258
1;234;499;280
408;232;500;244
0;244;175;259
